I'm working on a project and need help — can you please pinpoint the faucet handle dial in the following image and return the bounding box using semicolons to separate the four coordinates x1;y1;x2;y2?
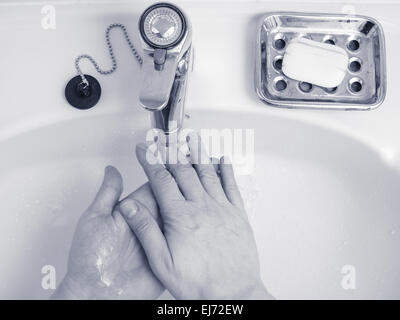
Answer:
139;3;186;49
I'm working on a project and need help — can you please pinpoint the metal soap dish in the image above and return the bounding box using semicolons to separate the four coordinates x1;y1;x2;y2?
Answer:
255;12;387;110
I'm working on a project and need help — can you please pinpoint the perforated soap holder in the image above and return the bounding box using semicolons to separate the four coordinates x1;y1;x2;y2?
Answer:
255;12;387;110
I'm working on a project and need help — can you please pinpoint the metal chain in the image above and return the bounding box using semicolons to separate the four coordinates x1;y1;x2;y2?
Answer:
74;23;143;87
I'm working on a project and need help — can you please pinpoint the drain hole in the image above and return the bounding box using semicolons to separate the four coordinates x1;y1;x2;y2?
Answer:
351;81;362;92
298;82;313;93
273;34;286;50
324;86;338;94
349;60;361;72
349;58;362;72
274;78;287;91
274;39;286;50
323;36;336;45
349;78;363;93
273;56;283;71
347;39;360;51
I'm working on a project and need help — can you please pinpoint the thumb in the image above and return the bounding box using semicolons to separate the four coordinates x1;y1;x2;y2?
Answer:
90;166;123;214
119;198;172;277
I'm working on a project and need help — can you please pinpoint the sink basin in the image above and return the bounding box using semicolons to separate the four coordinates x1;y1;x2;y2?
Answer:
1;111;400;299
0;0;400;299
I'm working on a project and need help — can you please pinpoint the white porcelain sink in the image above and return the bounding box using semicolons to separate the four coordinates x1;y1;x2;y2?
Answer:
0;0;400;299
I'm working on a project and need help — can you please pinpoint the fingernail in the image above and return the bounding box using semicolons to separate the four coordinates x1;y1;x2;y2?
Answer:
120;199;139;218
104;165;111;175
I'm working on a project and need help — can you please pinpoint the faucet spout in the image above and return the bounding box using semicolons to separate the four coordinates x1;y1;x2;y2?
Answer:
138;2;192;135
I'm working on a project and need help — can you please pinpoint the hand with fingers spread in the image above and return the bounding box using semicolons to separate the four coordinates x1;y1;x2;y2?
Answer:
52;166;164;300
119;133;272;300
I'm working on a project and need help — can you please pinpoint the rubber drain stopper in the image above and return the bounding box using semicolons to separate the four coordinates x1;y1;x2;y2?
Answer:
65;74;101;110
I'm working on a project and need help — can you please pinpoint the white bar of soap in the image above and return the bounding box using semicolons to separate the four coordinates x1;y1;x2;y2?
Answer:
282;38;348;88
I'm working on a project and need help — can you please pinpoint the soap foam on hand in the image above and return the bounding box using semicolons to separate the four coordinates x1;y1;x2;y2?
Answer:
282;38;349;88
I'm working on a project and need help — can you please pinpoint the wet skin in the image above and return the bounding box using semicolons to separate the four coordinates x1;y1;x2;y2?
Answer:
52;167;163;300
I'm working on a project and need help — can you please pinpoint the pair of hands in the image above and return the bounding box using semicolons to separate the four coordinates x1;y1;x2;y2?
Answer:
52;133;271;300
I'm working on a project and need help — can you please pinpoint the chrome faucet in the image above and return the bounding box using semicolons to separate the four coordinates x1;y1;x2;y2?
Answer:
138;3;192;136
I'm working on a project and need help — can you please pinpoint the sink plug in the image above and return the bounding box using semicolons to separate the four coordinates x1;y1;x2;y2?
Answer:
65;74;101;110
65;23;143;110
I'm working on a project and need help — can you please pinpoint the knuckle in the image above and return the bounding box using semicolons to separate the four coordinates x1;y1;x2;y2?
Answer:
102;185;118;195
134;216;153;237
170;162;193;176
225;183;239;193
176;162;193;172
152;166;172;182
199;169;219;184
